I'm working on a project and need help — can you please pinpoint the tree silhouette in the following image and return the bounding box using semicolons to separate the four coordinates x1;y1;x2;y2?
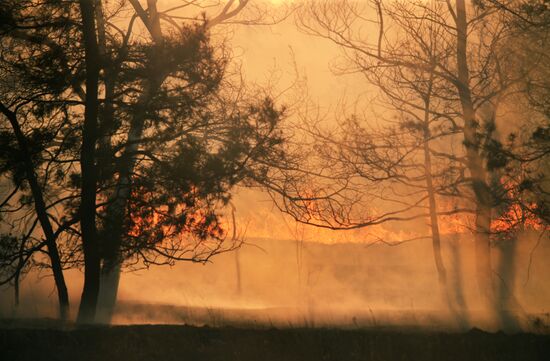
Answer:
0;0;290;323
263;0;548;330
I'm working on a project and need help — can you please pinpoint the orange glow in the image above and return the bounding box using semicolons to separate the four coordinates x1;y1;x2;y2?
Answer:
127;186;226;246
439;211;472;235
490;179;547;235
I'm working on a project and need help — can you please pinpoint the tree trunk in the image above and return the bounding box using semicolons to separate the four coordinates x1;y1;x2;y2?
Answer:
14;270;20;308
448;233;470;329
234;249;242;295
423;116;452;290
496;236;521;331
485;103;522;331
93;0;124;324
421;94;469;328
96;261;121;323
76;0;101;324
0;103;70;320
96;81;159;323
421;90;448;288
455;0;496;310
97;0;166;323
96;171;133;324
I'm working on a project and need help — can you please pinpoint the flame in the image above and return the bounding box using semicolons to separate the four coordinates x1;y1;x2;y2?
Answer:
490;178;546;235
125;173;547;250
127;186;226;247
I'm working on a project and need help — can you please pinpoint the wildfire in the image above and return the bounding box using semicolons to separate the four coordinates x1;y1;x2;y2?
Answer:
126;186;226;249
490;176;546;236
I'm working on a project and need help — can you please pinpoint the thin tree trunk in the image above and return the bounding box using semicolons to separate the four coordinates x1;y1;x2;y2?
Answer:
95;0;115;165
77;0;101;324
421;83;448;288
14;260;21;309
455;0;495;308
421;91;469;328
423;125;448;284
234;250;242;295
425;160;470;328
0;103;70;320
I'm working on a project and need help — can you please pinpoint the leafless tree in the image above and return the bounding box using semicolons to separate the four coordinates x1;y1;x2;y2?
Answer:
260;0;543;329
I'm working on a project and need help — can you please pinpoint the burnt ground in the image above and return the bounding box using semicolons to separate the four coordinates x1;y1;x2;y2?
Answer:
1;321;549;361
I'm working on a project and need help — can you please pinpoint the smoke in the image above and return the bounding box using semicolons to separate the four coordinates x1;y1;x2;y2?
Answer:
2;225;549;332
1;1;549;334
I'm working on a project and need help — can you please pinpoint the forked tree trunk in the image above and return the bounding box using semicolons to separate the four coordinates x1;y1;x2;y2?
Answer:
97;0;167;323
95;104;149;323
96;80;161;323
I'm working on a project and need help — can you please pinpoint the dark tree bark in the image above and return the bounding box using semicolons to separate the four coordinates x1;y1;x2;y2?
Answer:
76;0;101;324
96;0;165;323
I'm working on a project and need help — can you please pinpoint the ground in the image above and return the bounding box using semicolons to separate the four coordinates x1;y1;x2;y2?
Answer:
1;321;549;361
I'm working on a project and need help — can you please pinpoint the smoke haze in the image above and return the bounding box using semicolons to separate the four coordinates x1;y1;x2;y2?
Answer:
1;1;549;335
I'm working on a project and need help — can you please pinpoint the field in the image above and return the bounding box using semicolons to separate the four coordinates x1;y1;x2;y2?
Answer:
1;320;549;361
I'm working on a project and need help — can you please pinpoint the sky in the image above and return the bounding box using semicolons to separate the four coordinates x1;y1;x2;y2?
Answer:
150;0;387;244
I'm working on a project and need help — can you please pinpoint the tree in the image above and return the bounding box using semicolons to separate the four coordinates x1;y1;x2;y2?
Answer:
0;104;71;320
0;0;291;323
504;0;550;226
263;0;472;325
92;0;291;323
0;0;84;319
260;0;546;329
